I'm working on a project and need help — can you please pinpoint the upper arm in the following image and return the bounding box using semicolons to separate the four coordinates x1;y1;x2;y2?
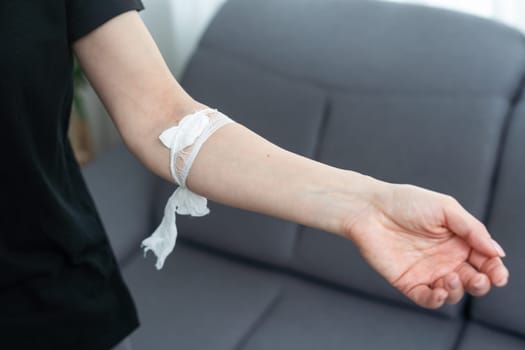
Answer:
73;11;198;153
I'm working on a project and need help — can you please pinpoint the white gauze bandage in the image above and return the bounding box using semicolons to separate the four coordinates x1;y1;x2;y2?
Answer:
141;108;234;269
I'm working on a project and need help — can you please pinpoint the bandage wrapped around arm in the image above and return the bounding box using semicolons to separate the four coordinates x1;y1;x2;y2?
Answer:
141;108;234;269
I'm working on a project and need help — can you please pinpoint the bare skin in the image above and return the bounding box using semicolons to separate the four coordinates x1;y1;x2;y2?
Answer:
74;11;509;309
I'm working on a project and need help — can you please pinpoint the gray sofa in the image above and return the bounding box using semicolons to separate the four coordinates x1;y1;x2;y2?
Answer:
83;0;525;348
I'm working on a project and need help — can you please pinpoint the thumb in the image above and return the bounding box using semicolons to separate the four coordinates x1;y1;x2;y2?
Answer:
443;198;505;258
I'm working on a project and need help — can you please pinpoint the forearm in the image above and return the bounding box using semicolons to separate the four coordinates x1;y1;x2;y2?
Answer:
185;121;380;235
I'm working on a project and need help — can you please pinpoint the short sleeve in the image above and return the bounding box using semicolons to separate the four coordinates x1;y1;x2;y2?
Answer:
67;0;144;42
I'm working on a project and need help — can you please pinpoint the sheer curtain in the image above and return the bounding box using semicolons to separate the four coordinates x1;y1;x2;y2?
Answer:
386;0;525;33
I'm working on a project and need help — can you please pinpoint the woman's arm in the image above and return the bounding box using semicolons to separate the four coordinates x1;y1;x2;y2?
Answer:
74;11;508;309
72;11;368;240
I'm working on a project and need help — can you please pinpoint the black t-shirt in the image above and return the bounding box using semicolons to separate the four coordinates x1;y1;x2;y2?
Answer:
1;1;144;349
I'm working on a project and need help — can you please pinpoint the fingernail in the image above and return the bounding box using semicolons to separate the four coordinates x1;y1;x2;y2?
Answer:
496;277;508;287
474;276;486;289
492;239;506;257
448;276;460;290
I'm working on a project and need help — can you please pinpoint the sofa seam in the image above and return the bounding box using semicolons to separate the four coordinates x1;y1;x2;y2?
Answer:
482;63;525;227
474;319;525;342
232;288;283;350
451;320;469;350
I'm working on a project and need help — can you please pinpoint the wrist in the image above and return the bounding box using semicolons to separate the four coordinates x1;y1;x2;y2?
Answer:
301;169;389;239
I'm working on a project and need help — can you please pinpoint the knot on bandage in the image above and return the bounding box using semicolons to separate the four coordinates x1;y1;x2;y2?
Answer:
141;108;233;269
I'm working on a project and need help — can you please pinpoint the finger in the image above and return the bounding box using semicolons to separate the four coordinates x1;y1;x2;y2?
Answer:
407;285;448;309
433;273;464;305
444;199;505;258
469;250;509;287
456;262;491;296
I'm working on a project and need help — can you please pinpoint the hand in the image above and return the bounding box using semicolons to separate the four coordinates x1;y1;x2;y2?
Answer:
342;182;509;309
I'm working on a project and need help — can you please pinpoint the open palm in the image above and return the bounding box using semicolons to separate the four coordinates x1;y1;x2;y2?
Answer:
345;184;509;309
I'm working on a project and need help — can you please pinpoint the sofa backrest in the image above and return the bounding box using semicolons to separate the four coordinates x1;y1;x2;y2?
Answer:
471;98;525;336
154;0;525;318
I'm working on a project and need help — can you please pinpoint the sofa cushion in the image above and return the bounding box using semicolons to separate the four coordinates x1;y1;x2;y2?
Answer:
238;278;461;350
457;323;525;350
122;243;281;350
470;101;525;337
123;242;462;350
